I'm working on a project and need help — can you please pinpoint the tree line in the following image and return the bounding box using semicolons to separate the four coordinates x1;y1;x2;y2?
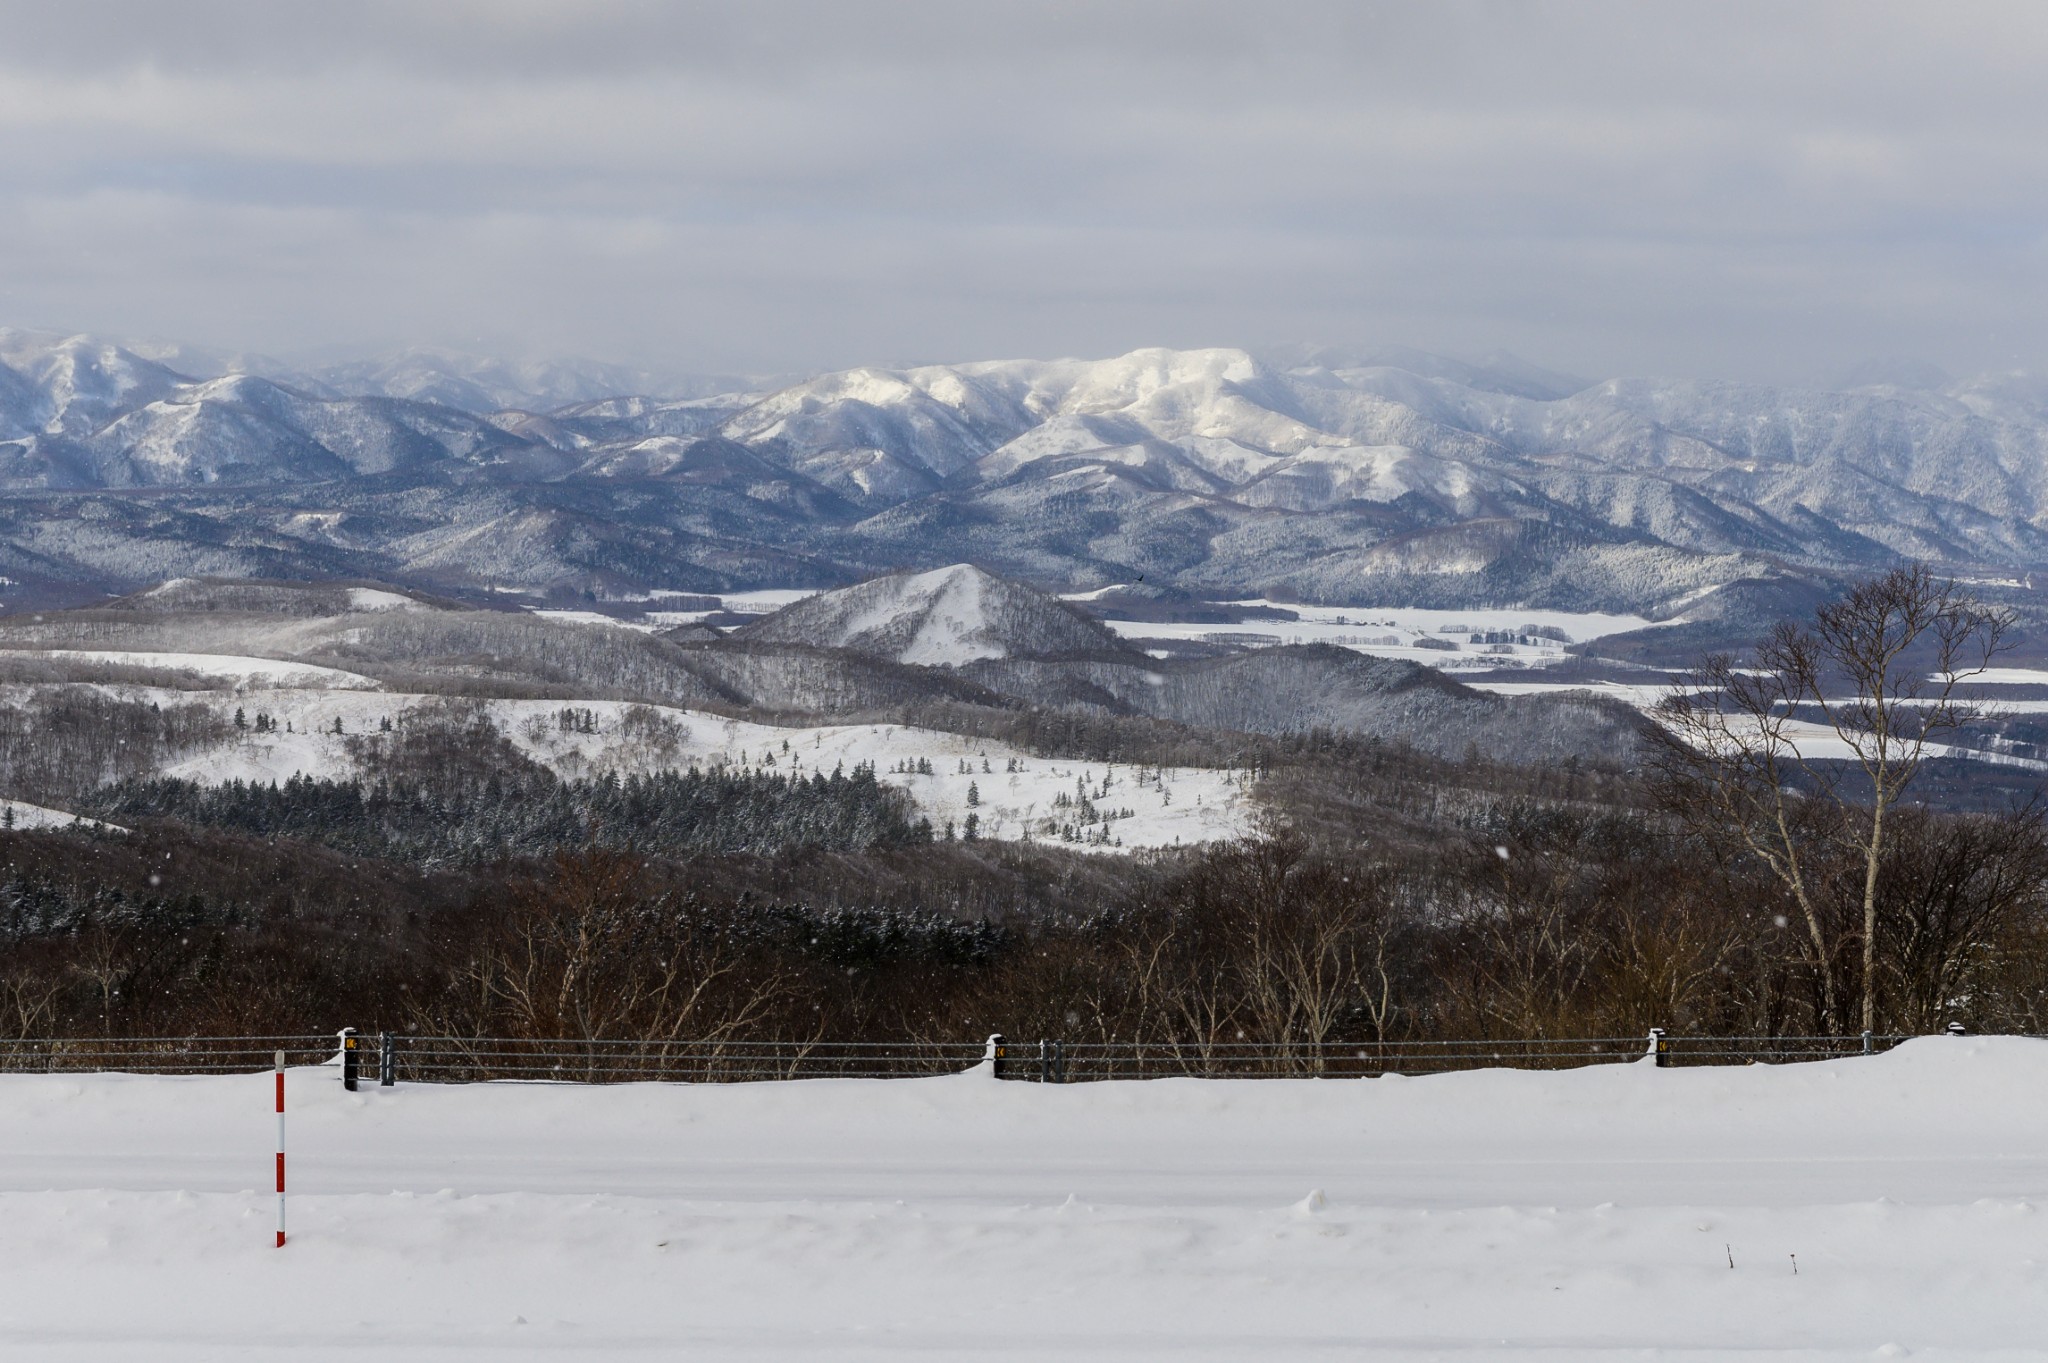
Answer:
84;763;929;867
2;786;2043;1049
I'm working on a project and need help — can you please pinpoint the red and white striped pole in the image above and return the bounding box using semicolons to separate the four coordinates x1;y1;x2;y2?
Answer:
274;1049;287;1248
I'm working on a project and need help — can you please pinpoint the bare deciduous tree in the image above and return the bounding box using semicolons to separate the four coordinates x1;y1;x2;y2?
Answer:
441;852;799;1072
1659;563;2012;1031
0;963;62;1039
1878;805;2048;1034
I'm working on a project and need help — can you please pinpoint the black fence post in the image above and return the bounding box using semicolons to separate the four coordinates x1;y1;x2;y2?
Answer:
1054;1039;1066;1084
987;1033;1007;1079
1648;1027;1669;1068
379;1031;396;1087
340;1028;359;1092
1038;1039;1051;1084
1861;1029;1873;1055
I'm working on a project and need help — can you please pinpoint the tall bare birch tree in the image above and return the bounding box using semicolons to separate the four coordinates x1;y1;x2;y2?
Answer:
1657;564;2011;1032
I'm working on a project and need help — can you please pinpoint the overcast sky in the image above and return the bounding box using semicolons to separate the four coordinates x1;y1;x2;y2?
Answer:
1;1;2044;382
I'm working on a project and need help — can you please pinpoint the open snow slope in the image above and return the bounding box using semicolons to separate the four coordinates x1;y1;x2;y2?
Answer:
96;686;1255;850
0;649;380;688
1;1037;2045;1360
0;797;116;831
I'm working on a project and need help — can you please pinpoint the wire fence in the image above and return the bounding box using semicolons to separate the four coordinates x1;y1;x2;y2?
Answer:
0;1036;343;1075
388;1037;987;1084
1044;1032;1914;1081
0;1029;1943;1083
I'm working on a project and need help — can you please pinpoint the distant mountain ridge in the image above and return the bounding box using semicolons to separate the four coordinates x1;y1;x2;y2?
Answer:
1;327;2045;628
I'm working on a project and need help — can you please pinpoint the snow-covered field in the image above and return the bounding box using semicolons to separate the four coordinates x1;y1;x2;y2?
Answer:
1468;679;1677;706
533;584;1662;671
657;588;819;616
636;588;826;629
3;1037;2044;1359
1941;668;2048;687
1470;679;2048;770
527;609;662;633
1080;599;1660;670
78;686;1257;851
0;649;380;688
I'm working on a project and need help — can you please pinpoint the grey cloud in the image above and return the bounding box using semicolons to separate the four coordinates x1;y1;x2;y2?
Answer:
0;1;2044;381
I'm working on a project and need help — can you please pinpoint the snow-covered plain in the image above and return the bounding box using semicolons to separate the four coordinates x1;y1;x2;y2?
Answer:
639;588;824;627
544;584;1662;672
1469;679;1676;706
1081;599;1660;670
527;609;662;633
0;649;380;688
345;588;425;612
3;1037;2045;1360
1945;667;2048;687
90;687;1257;851
1470;679;2048;771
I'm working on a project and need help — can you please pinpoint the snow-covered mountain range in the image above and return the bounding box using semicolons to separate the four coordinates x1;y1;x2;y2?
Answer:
2;327;2046;627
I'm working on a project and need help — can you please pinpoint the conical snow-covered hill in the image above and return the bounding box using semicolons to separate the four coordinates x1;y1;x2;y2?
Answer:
737;564;1131;666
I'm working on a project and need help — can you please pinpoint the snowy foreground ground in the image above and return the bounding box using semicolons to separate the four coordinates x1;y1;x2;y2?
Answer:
4;1039;2047;1360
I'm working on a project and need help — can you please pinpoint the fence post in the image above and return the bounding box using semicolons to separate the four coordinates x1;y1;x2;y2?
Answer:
1054;1039;1066;1084
379;1031;396;1087
1038;1039;1050;1084
340;1027;359;1092
1862;1029;1873;1055
986;1033;1007;1079
1648;1028;1669;1068
274;1050;286;1249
